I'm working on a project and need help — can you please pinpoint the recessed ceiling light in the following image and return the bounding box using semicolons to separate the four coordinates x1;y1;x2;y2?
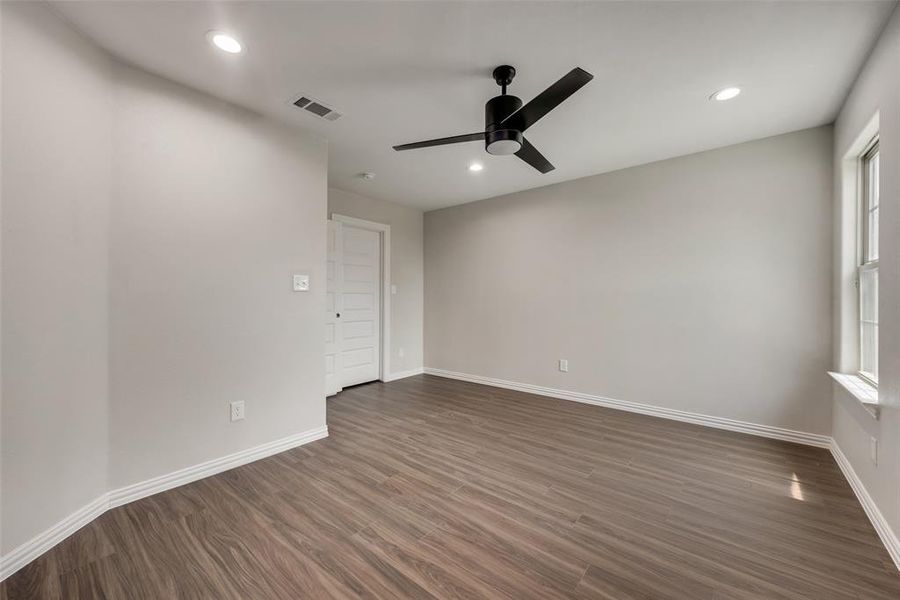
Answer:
711;87;741;101
468;163;484;172
207;31;242;54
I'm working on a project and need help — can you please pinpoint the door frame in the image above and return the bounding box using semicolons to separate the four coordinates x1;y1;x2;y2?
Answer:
331;213;391;382
325;220;343;396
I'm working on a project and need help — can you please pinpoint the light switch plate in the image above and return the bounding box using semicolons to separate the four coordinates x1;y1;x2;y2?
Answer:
559;359;568;372
293;274;310;292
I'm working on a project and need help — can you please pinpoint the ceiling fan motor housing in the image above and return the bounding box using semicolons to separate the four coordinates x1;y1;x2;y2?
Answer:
485;94;523;155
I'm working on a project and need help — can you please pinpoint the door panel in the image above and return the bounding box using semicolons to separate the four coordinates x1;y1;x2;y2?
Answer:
339;225;381;386
342;320;374;339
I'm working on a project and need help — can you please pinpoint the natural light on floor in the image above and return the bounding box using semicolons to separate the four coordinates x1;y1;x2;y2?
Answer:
790;472;806;502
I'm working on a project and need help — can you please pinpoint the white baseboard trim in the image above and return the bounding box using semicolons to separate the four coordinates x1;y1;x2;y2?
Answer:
108;425;328;508
424;368;831;448
830;440;900;571
383;367;424;382
0;425;328;582
0;494;108;582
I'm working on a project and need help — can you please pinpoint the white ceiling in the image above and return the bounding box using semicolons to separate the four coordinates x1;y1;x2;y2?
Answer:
52;1;895;211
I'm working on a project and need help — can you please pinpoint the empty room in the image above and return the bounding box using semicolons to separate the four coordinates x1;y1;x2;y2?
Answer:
2;0;900;598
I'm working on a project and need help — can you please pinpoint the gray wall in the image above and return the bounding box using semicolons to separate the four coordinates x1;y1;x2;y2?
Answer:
1;0;112;555
1;1;328;553
328;188;424;376
108;63;327;489
832;5;900;546
426;126;834;435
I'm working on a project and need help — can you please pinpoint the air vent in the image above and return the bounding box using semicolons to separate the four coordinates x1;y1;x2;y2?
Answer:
291;95;342;122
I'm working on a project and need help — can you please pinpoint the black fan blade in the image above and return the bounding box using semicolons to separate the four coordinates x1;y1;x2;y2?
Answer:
501;67;593;133
393;132;484;151
515;138;555;174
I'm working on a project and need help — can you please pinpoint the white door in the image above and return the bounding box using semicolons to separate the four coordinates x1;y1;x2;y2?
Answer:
339;224;381;387
325;220;343;396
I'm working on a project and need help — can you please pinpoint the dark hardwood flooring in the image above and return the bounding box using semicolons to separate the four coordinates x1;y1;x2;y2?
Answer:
3;375;900;599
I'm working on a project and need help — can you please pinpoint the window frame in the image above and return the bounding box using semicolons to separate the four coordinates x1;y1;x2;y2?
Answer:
857;137;879;386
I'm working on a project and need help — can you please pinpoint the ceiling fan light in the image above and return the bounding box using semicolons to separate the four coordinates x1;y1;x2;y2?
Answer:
485;129;523;156
486;139;522;155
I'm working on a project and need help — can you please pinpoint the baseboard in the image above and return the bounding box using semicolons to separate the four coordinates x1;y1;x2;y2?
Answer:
0;425;328;582
424;368;831;448
383;367;424;382
108;425;328;508
830;440;900;571
0;494;109;582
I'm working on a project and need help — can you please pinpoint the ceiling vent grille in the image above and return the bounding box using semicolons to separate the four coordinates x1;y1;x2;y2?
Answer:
292;95;342;121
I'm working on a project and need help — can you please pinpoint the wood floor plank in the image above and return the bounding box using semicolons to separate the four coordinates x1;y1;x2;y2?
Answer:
3;374;899;599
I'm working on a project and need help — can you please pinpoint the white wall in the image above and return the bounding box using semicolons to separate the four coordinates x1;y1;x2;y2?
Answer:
1;0;112;554
426;126;834;436
108;62;327;489
1;0;328;555
832;4;900;549
328;187;423;376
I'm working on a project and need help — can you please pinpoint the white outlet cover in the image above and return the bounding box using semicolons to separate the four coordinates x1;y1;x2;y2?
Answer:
230;400;245;422
559;359;568;372
391;284;397;295
293;274;310;292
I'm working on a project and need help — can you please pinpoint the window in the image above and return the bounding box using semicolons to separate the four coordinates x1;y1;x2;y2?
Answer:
858;139;879;384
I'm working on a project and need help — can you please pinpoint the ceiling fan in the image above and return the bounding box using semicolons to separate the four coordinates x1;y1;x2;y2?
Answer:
393;65;593;174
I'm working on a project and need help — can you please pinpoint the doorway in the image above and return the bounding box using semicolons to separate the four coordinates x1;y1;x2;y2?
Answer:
326;215;391;396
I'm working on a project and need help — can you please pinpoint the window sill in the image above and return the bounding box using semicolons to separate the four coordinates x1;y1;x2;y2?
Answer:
829;372;879;419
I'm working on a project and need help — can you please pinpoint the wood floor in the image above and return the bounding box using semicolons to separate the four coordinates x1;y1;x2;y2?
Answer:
3;375;899;599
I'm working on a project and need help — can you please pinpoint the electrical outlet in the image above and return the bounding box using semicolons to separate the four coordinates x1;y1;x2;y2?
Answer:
871;436;878;465
292;274;309;292
230;401;245;422
398;347;405;358
391;284;398;295
559;359;568;372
